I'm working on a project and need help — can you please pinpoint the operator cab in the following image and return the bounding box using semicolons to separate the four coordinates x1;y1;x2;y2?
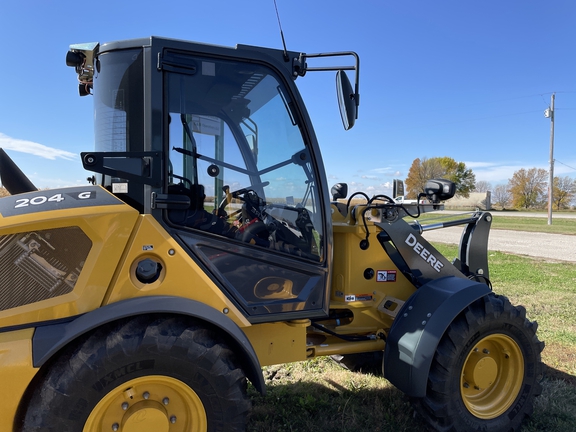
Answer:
67;37;359;323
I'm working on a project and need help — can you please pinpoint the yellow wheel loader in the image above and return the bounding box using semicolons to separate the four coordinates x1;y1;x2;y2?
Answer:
0;37;543;432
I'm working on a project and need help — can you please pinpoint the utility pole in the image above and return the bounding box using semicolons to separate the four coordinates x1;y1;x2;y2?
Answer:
545;93;555;225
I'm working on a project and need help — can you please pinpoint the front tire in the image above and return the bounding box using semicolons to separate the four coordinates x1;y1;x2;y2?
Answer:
20;315;251;432
414;293;544;432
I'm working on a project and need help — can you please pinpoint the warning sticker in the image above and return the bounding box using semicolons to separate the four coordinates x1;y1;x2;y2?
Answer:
377;270;397;282
344;293;373;302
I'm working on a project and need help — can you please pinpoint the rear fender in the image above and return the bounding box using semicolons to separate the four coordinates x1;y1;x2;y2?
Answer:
383;276;490;397
32;296;265;394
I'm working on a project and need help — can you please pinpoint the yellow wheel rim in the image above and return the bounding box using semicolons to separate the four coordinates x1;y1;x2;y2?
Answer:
460;334;524;419
83;375;207;432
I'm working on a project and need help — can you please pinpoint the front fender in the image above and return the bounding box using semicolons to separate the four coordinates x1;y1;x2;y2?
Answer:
383;276;490;397
32;296;266;394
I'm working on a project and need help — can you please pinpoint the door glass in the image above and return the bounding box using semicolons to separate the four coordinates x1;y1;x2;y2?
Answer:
166;58;323;261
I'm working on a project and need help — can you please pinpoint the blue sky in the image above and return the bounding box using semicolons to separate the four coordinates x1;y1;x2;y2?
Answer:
1;0;574;196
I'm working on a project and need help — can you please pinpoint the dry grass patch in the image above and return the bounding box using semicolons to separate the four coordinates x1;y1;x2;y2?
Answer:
248;357;431;432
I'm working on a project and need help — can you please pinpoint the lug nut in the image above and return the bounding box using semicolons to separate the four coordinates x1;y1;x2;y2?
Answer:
143;391;150;400
483;349;490;354
112;423;119;431
170;415;177;424
163;397;170;405
122;402;129;410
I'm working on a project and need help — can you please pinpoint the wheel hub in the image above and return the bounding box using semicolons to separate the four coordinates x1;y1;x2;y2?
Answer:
463;352;498;390
460;334;524;419
83;375;207;432
123;401;170;432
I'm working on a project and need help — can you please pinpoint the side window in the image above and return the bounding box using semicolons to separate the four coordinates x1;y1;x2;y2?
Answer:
166;59;323;261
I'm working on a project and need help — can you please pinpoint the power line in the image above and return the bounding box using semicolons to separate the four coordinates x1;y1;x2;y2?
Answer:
555;160;576;172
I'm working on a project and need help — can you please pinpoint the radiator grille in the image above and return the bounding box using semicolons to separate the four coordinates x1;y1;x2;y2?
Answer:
0;227;92;311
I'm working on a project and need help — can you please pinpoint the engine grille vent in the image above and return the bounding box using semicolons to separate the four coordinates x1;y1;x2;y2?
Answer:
0;227;92;311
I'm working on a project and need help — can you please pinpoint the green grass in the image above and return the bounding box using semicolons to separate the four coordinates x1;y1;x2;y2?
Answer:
491;215;576;235
436;244;576;364
246;244;576;432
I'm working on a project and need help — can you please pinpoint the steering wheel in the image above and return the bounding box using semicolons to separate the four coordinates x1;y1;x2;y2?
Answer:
217;181;270;219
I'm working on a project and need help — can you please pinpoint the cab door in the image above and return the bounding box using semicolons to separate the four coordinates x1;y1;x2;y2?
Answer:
160;50;329;323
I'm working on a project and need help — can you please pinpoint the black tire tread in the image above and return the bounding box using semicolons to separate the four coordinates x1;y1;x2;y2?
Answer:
414;294;545;432
19;315;251;432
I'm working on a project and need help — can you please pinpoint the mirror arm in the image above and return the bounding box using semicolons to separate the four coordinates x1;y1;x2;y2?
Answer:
297;51;360;115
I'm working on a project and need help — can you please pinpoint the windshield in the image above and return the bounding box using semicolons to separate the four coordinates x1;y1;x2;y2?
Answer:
166;55;324;260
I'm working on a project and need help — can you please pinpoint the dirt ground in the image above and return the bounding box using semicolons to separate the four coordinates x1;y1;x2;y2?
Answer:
422;226;576;262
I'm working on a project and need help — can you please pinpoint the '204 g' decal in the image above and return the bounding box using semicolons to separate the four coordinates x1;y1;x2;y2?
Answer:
0;187;123;217
14;191;95;208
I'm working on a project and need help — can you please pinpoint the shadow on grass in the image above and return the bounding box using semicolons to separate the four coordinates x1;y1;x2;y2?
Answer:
246;364;576;432
523;365;576;432
545;364;576;385
247;379;432;432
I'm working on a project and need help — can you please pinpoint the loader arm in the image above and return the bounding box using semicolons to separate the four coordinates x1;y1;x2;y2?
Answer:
375;211;492;287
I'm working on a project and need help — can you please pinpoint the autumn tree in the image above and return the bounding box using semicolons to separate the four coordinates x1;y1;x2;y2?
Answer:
0;186;9;197
405;158;442;198
552;176;576;210
492;184;511;209
508;168;548;209
405;156;475;198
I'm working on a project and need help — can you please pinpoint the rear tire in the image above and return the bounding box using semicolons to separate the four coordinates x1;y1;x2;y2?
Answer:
413;293;545;432
20;315;251;432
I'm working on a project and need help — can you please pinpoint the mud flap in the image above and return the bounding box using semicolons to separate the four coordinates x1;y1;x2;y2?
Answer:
383;276;490;397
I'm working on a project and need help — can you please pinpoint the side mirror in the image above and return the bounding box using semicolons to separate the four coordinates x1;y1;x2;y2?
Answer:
331;183;348;201
425;179;456;203
392;179;405;199
336;71;357;130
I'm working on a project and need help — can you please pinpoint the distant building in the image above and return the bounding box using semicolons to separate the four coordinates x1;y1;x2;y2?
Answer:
444;191;491;210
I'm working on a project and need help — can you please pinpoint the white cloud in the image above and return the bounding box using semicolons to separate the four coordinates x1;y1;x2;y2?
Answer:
0;133;76;160
465;161;499;169
370;167;392;174
464;160;550;185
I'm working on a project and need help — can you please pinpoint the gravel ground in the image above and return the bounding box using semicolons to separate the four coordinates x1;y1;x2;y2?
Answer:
422;227;576;263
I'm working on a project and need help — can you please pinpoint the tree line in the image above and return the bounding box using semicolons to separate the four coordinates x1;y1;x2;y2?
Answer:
0;160;574;210
405;157;576;210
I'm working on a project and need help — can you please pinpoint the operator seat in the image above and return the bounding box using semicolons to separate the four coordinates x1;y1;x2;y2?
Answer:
167;183;233;236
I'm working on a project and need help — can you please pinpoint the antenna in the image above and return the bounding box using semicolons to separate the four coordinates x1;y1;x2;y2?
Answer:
273;0;289;62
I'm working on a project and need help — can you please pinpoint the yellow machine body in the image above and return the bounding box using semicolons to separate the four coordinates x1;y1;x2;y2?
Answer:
0;189;410;430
